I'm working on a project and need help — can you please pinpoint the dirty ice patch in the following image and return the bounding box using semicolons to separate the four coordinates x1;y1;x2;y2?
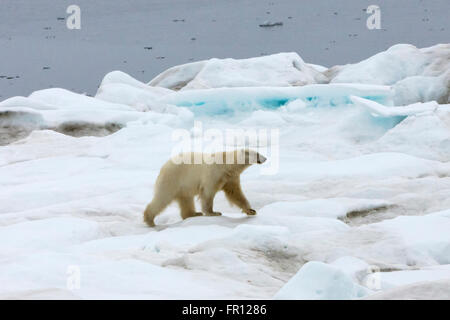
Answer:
258;198;391;220
0;88;194;143
295;210;450;272
189;224;291;256
274;261;369;299
0;108;45;145
377;265;450;290
0;90;140;138
365;279;450;300
0;96;53;145
0;130;99;166
172;223;304;291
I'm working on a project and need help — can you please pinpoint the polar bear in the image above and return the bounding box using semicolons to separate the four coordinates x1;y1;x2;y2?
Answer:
143;149;266;227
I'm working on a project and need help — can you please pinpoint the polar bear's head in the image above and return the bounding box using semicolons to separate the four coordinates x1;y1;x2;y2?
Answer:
241;149;267;165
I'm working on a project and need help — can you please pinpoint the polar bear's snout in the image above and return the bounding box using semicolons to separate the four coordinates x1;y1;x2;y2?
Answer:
257;153;267;164
243;149;267;164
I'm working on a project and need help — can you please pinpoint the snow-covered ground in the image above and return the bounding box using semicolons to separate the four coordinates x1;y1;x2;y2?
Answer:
1;44;450;299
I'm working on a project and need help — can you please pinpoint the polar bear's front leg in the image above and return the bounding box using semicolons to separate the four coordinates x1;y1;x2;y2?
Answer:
200;189;222;216
222;178;256;215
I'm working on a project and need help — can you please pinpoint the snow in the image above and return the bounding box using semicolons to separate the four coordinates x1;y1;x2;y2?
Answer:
371;106;450;161
331;44;450;85
96;71;174;112
331;44;450;105
368;214;450;265
148;60;207;91
274;261;369;300
0;86;194;145
392;73;450;106
1;44;450;299
330;256;370;280
0;89;139;131
350;96;440;117
149;53;327;90
307;64;328;73
365;279;450;300
377;266;450;289
0;217;103;255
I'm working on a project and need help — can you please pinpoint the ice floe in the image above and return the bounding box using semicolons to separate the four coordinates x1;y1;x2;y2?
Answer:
1;44;450;299
149;53;327;90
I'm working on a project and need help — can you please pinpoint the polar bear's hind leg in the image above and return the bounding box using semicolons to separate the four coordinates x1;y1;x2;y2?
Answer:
143;196;172;227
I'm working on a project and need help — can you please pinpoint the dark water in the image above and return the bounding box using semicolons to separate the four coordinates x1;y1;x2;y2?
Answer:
0;0;448;99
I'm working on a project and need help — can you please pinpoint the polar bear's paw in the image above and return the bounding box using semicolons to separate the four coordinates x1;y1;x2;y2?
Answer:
243;208;257;216
205;212;222;216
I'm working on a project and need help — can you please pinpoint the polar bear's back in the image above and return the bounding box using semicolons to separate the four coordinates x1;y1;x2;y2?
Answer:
155;153;214;197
